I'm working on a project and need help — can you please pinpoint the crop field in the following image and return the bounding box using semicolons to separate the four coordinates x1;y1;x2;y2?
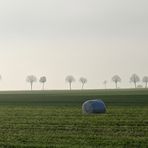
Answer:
0;89;147;147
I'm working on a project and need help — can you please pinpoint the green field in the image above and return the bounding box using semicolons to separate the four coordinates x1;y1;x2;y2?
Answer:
0;89;148;147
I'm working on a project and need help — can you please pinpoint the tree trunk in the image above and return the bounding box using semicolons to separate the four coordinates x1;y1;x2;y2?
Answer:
42;82;45;90
69;82;72;90
31;82;33;90
115;82;118;88
105;83;106;89
134;82;136;88
82;83;84;89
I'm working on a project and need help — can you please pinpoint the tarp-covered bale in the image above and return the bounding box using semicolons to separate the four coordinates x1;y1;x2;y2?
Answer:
82;99;106;114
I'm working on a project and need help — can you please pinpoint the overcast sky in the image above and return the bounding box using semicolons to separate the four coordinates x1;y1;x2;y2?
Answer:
0;0;148;90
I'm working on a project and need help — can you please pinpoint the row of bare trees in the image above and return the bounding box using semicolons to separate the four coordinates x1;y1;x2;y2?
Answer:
65;74;148;90
65;75;87;90
26;75;87;90
104;74;148;89
26;74;148;90
26;75;47;90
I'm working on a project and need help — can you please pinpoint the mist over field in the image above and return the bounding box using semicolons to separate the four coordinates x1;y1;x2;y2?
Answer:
0;1;148;147
0;0;148;90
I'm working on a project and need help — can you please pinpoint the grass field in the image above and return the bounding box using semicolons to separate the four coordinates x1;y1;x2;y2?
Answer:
0;89;147;147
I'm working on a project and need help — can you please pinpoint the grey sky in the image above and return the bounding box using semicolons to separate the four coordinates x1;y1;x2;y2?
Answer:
0;0;148;90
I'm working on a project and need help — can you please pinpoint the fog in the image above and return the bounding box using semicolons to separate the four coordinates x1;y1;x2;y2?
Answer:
0;0;148;90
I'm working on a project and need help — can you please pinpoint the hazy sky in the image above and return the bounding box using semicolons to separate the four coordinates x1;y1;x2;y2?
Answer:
0;0;148;90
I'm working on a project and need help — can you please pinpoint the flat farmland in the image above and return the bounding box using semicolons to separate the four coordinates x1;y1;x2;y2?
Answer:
0;89;147;147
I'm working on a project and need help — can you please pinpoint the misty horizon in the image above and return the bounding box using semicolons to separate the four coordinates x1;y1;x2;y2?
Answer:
0;0;148;90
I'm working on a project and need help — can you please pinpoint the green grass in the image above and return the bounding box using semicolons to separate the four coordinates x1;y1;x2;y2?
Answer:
0;89;147;147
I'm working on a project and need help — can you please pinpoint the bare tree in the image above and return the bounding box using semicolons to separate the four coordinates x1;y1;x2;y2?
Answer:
142;76;148;88
26;75;37;90
112;75;121;88
79;77;87;89
65;75;75;90
103;80;107;89
130;74;140;88
39;76;47;90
